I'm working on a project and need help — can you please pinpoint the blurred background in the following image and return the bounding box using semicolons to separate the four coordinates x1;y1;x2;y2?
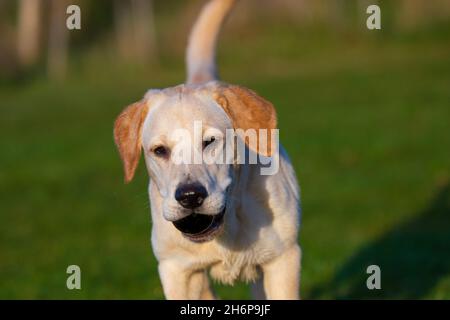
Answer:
0;0;449;299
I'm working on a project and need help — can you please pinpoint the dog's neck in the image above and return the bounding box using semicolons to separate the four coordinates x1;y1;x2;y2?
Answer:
217;161;272;250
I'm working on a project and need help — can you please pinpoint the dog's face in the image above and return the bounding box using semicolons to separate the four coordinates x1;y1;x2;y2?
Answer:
114;82;277;242
142;90;233;232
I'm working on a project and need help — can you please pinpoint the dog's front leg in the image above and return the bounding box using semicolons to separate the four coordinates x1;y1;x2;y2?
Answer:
261;244;301;300
158;260;214;299
189;270;216;300
158;259;191;299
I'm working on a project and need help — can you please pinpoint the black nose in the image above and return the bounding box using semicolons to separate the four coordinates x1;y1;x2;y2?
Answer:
175;183;208;209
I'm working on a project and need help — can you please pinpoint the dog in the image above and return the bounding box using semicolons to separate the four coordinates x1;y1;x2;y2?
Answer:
114;0;301;299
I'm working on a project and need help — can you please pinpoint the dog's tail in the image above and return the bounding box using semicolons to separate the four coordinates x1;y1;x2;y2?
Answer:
186;0;236;85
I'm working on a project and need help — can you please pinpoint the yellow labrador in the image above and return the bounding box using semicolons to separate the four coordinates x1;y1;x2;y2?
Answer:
114;0;301;299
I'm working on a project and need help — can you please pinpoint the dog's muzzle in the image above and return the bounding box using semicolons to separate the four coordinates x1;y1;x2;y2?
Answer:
172;208;225;243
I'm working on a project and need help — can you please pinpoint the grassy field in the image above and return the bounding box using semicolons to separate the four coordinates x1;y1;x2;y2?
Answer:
0;19;449;299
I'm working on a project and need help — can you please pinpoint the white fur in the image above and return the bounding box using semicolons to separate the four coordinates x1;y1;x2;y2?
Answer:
140;86;301;299
186;0;236;84
134;0;301;299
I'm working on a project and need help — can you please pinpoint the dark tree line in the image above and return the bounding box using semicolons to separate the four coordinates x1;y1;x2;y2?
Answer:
0;0;448;80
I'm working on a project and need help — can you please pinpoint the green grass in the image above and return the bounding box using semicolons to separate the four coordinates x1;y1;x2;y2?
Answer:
0;21;449;299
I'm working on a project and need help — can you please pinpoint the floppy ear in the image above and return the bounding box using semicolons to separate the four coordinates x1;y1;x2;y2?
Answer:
114;100;149;183
213;84;277;156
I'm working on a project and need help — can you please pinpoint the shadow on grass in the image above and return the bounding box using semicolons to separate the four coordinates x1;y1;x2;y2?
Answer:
310;182;450;299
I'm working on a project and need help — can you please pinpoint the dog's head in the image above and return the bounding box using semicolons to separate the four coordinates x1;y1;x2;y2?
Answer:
114;82;277;242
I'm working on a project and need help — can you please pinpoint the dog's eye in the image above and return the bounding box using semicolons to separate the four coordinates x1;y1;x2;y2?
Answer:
153;146;169;157
203;136;216;149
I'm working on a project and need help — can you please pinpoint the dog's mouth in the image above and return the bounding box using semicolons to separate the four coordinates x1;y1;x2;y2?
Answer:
172;208;225;243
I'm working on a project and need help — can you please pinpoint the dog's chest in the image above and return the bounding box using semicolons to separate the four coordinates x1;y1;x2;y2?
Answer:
207;209;286;284
209;251;258;285
208;240;279;285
